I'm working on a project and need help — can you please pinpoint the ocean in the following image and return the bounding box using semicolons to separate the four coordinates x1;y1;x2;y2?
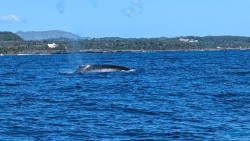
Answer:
0;50;249;140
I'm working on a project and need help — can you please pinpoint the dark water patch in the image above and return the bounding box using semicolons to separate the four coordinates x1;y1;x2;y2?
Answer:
1;72;18;75
3;82;23;87
228;71;250;76
22;75;38;81
117;106;160;116
56;85;83;92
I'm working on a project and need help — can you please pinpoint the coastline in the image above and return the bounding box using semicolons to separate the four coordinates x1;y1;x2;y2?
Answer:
79;47;250;53
0;48;249;56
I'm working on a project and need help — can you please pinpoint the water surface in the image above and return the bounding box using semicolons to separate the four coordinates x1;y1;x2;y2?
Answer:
0;50;249;140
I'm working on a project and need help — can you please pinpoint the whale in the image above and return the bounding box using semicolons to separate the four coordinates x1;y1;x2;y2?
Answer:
76;64;132;73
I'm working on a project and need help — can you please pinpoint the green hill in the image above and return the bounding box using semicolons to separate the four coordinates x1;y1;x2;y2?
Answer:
0;32;23;41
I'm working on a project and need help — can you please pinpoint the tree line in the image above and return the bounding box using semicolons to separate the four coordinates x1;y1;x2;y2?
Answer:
1;32;250;54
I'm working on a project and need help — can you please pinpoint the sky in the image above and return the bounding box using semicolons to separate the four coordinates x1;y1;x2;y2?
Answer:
1;0;250;38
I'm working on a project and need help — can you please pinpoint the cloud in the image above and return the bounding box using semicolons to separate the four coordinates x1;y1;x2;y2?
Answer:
88;0;97;6
122;0;143;17
56;0;65;14
132;0;143;8
122;7;135;17
0;14;24;23
132;0;143;14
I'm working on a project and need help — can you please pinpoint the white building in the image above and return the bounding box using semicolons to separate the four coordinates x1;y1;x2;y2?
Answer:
179;38;198;43
47;43;58;48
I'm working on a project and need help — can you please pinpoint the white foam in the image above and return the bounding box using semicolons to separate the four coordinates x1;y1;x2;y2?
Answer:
84;65;91;69
128;69;136;72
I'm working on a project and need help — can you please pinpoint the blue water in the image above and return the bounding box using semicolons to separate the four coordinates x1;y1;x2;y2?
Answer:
0;50;249;141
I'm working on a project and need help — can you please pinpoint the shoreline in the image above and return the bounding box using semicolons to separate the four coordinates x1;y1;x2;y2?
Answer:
78;47;250;53
0;48;249;56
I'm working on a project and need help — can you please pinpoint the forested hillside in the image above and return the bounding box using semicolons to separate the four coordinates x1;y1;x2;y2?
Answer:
78;36;250;51
0;32;250;54
0;32;23;41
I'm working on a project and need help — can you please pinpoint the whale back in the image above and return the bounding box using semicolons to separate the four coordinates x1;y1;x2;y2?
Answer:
76;65;131;73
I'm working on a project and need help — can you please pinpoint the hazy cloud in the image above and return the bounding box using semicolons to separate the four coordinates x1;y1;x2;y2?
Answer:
56;0;65;14
88;0;98;6
122;0;143;17
0;14;23;23
122;7;135;17
132;0;143;8
132;0;143;14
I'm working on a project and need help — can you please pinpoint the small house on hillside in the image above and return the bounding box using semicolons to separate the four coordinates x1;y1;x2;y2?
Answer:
47;43;58;48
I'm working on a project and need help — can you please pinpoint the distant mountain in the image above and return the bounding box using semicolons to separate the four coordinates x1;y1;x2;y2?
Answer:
16;30;82;40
